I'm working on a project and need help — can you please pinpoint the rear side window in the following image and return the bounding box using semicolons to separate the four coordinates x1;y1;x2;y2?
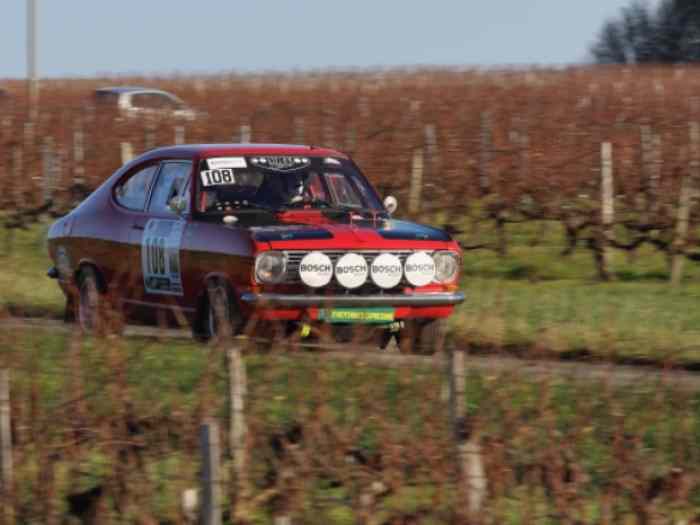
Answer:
148;162;192;215
115;165;158;211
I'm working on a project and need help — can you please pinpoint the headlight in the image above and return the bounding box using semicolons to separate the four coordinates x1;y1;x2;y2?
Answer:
433;251;460;283
255;251;287;283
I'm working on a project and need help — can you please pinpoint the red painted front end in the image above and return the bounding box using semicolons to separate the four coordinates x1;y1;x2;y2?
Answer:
239;210;462;323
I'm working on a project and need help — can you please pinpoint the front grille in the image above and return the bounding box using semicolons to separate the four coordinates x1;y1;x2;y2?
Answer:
283;250;428;291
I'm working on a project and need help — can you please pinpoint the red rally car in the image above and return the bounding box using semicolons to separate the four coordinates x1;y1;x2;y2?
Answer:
47;144;464;350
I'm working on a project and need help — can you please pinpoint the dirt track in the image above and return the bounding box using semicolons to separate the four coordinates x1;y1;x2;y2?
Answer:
4;317;699;391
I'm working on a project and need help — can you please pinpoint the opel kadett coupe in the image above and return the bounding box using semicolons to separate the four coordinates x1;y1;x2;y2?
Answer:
47;144;464;351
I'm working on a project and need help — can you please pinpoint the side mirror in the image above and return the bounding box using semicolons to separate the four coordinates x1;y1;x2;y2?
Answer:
383;195;398;216
169;196;187;215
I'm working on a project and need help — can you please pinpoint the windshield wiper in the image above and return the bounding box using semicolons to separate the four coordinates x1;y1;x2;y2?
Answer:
279;199;386;218
323;205;388;219
210;201;279;213
280;198;334;210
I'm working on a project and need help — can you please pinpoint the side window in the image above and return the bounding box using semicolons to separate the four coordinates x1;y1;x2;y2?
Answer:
131;93;179;110
148;162;192;215
130;93;153;110
324;172;363;207
114;165;158;211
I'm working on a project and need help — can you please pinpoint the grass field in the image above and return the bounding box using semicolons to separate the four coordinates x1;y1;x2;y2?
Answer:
3;327;699;523
2;220;700;521
451;221;700;364
5;218;700;364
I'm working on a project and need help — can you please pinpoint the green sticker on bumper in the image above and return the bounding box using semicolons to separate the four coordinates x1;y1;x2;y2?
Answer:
319;307;395;324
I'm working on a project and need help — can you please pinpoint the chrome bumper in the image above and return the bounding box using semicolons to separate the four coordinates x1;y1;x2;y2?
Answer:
240;292;465;307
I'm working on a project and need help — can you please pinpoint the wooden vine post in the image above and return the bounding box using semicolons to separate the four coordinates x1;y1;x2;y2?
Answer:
144;119;156;151
120;142;134;165
228;346;249;520
670;122;700;286
73;121;85;186
0;370;13;524
41;136;55;205
239;122;252;143
174;125;185;145
200;419;222;525
408;147;424;215
599;142;616;281
293;116;305;144
479;111;492;195
448;350;486;520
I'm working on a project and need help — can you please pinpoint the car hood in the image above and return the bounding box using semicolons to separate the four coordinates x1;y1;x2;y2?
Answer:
250;219;451;245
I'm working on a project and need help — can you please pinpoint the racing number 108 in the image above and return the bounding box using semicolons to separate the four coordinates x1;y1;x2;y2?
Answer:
145;237;167;275
202;168;234;186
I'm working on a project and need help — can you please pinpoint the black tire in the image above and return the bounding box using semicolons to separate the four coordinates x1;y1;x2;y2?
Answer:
417;318;448;354
396;318;448;354
198;279;241;341
77;267;102;334
396;321;419;354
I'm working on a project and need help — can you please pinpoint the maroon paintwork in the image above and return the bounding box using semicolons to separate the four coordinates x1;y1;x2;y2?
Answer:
47;144;463;335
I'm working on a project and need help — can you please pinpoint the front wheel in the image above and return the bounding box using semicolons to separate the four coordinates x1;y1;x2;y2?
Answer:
196;279;241;342
396;318;448;354
417;318;448;354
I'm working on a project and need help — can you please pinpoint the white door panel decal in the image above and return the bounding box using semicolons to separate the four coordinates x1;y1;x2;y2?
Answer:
141;219;185;295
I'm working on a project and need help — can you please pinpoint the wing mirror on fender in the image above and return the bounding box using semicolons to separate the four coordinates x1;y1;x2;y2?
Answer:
383;195;398;216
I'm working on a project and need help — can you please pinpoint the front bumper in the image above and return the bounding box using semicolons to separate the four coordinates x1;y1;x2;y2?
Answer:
240;291;465;308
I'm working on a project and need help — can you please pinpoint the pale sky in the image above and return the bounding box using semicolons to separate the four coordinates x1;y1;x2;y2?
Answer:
0;1;645;78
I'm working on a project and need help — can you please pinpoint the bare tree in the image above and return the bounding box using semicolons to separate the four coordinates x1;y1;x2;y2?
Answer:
591;0;700;64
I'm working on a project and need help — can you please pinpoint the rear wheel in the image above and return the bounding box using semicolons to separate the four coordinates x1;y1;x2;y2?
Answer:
77;267;102;334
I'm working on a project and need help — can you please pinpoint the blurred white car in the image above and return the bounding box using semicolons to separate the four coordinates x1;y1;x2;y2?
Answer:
94;86;196;120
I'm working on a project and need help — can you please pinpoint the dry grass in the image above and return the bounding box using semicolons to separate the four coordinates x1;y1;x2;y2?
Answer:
0;326;698;523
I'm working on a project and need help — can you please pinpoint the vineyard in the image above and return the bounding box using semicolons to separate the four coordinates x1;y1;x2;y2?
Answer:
3;66;700;522
4;66;700;283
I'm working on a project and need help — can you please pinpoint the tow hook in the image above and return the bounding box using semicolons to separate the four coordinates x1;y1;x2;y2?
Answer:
388;321;403;333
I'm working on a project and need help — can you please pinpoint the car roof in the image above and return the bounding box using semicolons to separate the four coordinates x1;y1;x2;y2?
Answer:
141;144;351;161
95;86;177;96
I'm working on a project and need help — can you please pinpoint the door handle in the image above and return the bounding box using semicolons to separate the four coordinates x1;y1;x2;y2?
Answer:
132;224;145;231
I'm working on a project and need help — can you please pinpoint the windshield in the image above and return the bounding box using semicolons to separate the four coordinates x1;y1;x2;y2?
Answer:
195;156;383;214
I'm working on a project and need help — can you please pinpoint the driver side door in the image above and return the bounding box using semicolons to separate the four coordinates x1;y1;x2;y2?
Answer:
128;161;193;318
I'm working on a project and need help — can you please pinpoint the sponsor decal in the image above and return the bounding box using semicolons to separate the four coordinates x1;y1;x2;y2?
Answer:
335;253;368;289
404;251;435;287
206;157;247;170
370;253;403;289
319;307;395;324
200;168;236;187
141;219;185;296
299;251;333;288
250;156;310;171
